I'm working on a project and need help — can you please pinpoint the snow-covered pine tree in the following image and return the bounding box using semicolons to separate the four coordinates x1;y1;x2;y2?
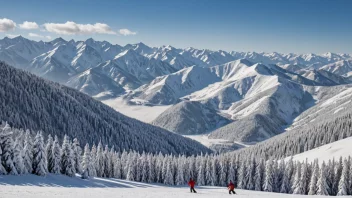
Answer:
308;159;319;195
102;145;110;178
327;159;335;195
211;157;220;186
337;159;349;196
292;161;302;194
114;154;122;179
81;143;91;179
147;154;156;183
333;157;343;195
155;152;163;183
263;159;274;192
227;155;236;187
316;162;329;195
72;138;83;174
164;157;174;185
197;157;206;186
176;156;185;185
293;160;308;195
141;153;149;183
254;158;264;191
246;157;256;190
95;142;104;177
60;135;75;177
13;132;25;174
272;160;279;192
280;157;293;193
0;124;18;175
51;135;61;174
32;132;47;176
108;147;115;178
219;156;229;187
237;160;246;189
276;159;285;192
89;144;97;177
23;130;33;174
45;135;54;173
126;152;137;181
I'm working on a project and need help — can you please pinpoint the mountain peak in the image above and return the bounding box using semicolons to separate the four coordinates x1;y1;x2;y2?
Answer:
114;49;139;60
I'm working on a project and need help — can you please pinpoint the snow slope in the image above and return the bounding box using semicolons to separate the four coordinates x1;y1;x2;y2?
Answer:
290;136;352;164
151;101;231;135
0;174;336;198
102;97;171;123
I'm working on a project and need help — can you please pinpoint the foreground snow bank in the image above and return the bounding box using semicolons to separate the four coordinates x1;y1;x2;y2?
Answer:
0;174;339;198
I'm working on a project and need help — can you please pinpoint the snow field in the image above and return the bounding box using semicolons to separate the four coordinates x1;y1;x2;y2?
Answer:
0;174;339;198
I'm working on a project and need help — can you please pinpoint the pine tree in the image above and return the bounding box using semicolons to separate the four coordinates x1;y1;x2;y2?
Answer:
89;144;97;177
308;160;319;195
147;155;156;183
211;157;220;186
46;135;54;173
227;156;236;187
23;130;33;174
176;157;185;185
327;159;335;195
237;160;246;189
280;157;293;193
72;138;83;174
13;132;25;174
246;158;256;190
164;157;174;185
114;155;122;179
333;157;343;195
337;159;349;196
263;159;274;192
126;152;137;181
197;157;206;186
0;124;18;175
141;153;149;183
219;157;228;186
293;161;307;195
95;142;104;177
51;135;61;174
292;161;301;194
81;144;91;179
254;158;264;191
32;132;47;176
316;162;329;195
60;135;75;177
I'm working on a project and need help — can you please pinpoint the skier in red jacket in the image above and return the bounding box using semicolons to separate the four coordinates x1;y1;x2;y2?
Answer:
188;178;197;193
228;180;236;195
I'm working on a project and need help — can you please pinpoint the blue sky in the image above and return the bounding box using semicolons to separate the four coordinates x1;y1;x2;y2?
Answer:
0;0;351;53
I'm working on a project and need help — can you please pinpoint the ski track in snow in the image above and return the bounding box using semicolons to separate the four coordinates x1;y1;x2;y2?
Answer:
0;174;337;198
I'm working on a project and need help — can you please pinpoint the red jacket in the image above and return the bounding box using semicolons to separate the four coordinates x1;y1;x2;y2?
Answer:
188;180;195;188
228;182;235;190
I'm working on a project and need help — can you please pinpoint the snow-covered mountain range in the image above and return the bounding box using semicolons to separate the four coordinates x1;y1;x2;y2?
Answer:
1;36;352;145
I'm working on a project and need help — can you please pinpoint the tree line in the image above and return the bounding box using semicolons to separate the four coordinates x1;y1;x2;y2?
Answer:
1;123;352;196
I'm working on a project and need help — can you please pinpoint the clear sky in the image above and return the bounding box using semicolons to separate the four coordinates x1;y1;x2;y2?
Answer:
0;0;351;54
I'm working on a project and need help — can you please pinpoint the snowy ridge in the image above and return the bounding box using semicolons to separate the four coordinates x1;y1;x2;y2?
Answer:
0;61;210;155
1;36;352;145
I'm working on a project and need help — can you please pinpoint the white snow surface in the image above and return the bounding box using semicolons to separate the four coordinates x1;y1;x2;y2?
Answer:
184;134;232;147
103;97;171;123
290;136;352;164
0;174;337;198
